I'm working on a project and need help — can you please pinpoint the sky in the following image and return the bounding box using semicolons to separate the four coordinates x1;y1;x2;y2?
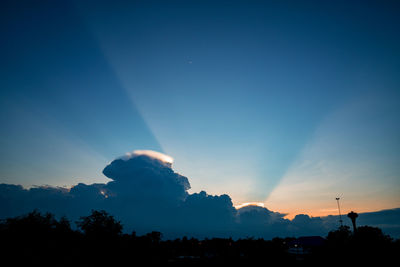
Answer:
1;0;399;218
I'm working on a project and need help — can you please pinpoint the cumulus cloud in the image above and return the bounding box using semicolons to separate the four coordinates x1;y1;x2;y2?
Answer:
0;150;399;239
235;205;291;239
178;191;237;237
103;153;189;203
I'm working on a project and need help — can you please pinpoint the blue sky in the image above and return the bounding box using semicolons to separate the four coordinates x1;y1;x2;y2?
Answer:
1;0;399;216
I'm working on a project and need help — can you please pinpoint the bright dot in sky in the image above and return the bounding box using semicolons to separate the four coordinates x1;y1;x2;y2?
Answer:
234;202;265;209
120;150;174;165
100;190;108;198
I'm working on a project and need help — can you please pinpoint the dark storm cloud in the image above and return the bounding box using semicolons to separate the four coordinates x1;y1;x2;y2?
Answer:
103;155;190;202
1;152;399;238
178;191;237;237
235;205;290;238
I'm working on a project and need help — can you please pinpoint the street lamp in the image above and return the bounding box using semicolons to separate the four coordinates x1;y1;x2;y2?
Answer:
336;197;343;227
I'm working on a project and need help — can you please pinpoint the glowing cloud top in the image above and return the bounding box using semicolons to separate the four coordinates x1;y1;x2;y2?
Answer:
119;150;174;165
235;202;265;209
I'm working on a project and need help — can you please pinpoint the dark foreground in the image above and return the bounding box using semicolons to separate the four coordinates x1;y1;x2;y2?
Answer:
1;210;398;266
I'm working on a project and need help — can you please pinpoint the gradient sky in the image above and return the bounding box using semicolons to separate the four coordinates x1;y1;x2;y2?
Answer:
1;0;399;217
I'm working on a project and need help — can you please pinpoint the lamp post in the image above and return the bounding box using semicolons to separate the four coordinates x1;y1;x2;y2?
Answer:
336;197;343;227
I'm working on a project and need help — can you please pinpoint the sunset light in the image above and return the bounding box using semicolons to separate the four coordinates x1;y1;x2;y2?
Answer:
1;1;399;265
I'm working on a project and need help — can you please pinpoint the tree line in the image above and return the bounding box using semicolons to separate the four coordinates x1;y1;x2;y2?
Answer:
0;210;398;266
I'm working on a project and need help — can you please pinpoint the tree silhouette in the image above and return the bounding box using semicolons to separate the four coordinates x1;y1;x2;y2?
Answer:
146;231;162;244
327;225;352;245
0;210;77;266
76;210;122;237
0;209;398;266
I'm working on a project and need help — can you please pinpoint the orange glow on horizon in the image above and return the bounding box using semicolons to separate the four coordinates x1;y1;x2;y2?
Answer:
274;204;400;220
